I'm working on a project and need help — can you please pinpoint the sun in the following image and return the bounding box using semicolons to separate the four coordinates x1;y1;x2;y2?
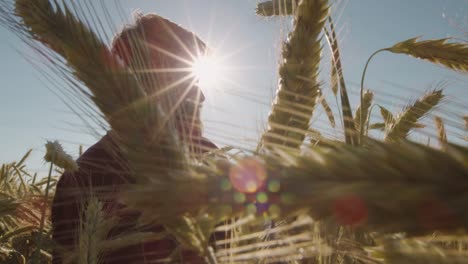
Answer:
191;54;225;89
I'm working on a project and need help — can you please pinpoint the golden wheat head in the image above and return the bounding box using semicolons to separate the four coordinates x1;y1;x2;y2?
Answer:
261;0;329;150
388;37;468;72
386;89;444;142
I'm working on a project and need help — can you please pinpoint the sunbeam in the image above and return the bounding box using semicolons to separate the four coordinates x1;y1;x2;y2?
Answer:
191;53;226;89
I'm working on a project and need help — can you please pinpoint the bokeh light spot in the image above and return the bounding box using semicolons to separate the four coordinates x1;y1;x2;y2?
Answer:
268;179;281;193
234;192;246;204
220;178;232;191
229;158;267;193
246;203;257;215
268;204;281;217
257;192;268;204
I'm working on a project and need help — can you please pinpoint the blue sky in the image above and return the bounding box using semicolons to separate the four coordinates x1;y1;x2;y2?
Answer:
0;0;466;174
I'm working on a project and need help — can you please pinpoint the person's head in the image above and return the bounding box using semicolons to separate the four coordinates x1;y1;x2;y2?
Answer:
111;13;207;139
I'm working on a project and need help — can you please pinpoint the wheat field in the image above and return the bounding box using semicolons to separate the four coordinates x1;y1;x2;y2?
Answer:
0;0;467;263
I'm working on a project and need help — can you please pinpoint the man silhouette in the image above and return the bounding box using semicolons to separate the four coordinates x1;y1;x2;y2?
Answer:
52;13;216;263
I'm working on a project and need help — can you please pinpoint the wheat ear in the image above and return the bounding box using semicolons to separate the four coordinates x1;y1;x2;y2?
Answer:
14;0;143;115
319;90;336;128
14;0;186;185
375;238;468;264
386;90;443;142
78;197;110;264
354;90;373;134
434;116;447;150
324;17;358;145
256;0;296;16
388;37;468;72
127;138;468;236
260;0;329;150
13;1;212;260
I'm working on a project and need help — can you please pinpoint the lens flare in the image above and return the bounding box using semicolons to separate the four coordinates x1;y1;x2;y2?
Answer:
191;55;224;89
229;158;267;194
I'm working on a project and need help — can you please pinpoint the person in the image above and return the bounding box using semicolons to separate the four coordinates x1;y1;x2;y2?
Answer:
51;13;217;264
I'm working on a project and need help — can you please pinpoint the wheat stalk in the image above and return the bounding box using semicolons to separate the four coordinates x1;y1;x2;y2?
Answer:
388;37;468;72
0;194;19;220
319;90;336;128
14;0;140;115
126;138;468;237
354;90;373;134
13;0;187;186
386;89;443;142
379;105;395;129
77;197;110;264
256;0;296;17
0;155;49;231
11;1;200;261
359;38;466;144
0;151;56;262
434;116;447;151
31;141;63;264
324;17;358;145
260;0;329;150
373;237;468;264
10;1;211;262
44;141;78;172
6;1;468;263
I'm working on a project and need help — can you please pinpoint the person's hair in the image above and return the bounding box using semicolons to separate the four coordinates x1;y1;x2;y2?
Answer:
111;12;206;67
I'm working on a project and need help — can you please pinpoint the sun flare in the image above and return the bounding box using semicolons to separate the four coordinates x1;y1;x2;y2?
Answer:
191;54;225;89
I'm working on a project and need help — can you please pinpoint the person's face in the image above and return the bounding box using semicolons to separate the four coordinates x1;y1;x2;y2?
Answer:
148;51;205;138
147;49;205;105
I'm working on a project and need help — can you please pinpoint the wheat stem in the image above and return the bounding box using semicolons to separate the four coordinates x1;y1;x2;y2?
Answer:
33;153;54;264
359;48;388;143
434;116;447;151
